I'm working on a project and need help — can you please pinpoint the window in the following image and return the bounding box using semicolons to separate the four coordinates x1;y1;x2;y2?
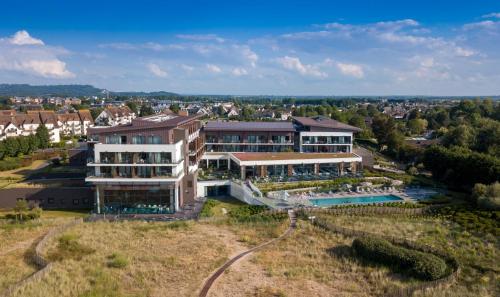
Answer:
148;135;162;144
223;135;240;143
121;136;127;144
73;199;79;205
132;135;146;144
105;135;121;144
83;198;89;204
187;181;193;188
48;198;55;204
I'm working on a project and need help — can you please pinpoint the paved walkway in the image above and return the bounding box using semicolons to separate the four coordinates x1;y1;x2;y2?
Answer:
198;210;297;297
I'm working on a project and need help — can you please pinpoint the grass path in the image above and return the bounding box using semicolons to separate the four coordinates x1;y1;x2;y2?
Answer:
199;210;297;297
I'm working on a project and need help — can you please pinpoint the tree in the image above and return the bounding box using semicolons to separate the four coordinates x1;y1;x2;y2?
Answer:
36;124;50;149
371;114;396;145
90;107;103;120
442;124;475;149
125;101;139;114
13;199;29;222
139;104;154;117
407;118;428;135
169;103;180;114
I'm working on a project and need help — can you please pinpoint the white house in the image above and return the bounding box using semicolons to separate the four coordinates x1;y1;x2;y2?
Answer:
94;106;136;126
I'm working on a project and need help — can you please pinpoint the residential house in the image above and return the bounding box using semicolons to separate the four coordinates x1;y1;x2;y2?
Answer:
94;106;136;126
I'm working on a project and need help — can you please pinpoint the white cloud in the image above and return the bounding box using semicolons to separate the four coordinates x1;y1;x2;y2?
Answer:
336;63;364;78
8;30;44;45
482;12;500;19
206;64;222;73
181;64;194;72
463;20;499;30
231;67;248;76
176;34;225;43
239;46;258;67
0;30;74;78
147;63;167;77
277;56;327;78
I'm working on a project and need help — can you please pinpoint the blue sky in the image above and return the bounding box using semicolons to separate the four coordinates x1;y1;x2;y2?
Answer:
0;0;499;95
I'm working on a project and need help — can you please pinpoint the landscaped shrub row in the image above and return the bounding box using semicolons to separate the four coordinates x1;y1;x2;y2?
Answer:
352;236;448;281
227;205;288;222
329;202;423;209
228;205;267;219
257;177;362;193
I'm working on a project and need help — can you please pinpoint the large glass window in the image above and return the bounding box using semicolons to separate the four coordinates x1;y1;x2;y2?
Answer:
292;164;314;175
267;165;286;176
118;166;132;178
271;135;289;143
137;166;151;178
148;135;162;144
105;135;121;144
102;189;173;214
206;135;218;143
155;166;172;177
118;152;133;164
222;135;240;143
132;135;146;144
100;152;115;164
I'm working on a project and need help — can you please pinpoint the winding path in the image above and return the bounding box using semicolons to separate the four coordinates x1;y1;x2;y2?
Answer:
198;210;297;297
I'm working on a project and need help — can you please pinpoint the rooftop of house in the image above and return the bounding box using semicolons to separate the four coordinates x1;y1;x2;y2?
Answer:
204;121;295;132
292;116;363;132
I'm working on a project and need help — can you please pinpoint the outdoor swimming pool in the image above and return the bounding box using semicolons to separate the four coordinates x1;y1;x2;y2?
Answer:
309;195;403;207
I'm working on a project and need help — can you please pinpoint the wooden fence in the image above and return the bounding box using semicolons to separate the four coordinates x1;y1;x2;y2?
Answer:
0;218;83;297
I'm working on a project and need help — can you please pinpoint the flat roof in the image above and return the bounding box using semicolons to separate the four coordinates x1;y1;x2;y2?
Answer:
293;116;362;132
88;114;201;134
231;152;358;162
205;121;294;132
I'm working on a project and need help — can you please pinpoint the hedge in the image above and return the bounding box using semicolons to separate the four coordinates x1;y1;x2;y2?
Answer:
352;236;448;281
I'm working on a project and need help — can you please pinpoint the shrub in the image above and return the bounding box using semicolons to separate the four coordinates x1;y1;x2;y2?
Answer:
107;253;129;268
419;194;452;205
199;199;220;217
352;236;448;281
48;234;95;261
0;157;22;171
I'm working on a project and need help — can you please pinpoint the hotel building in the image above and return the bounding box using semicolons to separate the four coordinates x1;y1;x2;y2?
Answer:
86;115;362;214
86;114;203;214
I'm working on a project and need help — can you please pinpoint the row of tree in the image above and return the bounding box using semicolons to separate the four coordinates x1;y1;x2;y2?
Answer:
0;125;50;160
423;145;500;190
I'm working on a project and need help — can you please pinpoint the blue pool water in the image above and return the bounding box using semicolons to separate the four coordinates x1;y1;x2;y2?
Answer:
309;195;403;207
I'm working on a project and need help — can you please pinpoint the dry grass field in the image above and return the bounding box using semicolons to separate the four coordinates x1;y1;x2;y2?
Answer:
0;212;78;292
0;201;498;297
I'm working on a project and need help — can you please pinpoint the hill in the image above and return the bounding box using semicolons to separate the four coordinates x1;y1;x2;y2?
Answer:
0;84;105;97
0;84;178;98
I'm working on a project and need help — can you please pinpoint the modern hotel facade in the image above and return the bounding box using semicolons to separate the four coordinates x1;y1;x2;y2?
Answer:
86;114;204;214
86;115;362;214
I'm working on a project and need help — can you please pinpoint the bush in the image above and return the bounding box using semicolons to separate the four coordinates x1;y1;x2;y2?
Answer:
419;194;452;205
434;206;499;235
352;236;448;281
228;205;267;219
199;199;220;217
0;157;22;171
48;234;95;261
107;253;129;268
227;205;287;223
